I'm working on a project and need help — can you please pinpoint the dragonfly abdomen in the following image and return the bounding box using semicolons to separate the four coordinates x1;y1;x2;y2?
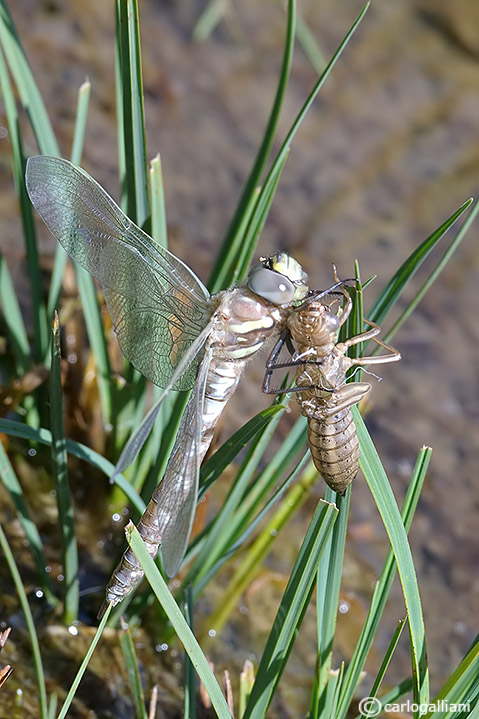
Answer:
307;407;359;496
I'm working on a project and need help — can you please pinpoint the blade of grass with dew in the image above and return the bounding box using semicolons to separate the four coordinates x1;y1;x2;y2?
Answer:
115;0;149;227
119;617;148;719
56;605;112;719
336;446;432;719
50;312;79;622
353;406;429;712
359;617;407;719
0;44;48;364
382;197;478;345
233;3;371;286
125;523;233;719
0;418;146;513
183;586;196;719
0;442;56;602
242;500;338;719
208;0;297;292
420;636;479;719
0;523;48;719
0;0;58;155
200;456;316;636
312;487;350;716
368;198;473;328
0;254;30;373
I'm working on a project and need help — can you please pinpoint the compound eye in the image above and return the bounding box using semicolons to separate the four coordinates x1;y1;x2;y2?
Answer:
248;266;296;304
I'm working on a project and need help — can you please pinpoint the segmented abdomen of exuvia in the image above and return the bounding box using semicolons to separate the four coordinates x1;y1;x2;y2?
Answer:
307;407;359;496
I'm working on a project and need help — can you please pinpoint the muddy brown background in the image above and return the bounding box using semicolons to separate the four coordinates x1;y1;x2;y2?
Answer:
1;0;478;714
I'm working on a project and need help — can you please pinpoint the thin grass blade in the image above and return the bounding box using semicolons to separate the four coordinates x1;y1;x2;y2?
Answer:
119;617;148;719
243;500;338;719
313;487;350;715
70;80;91;166
0;442;55;602
0;0;58;155
0;523;48;718
353;406;429;713
50;312;79;622
56;605;112;719
368;199;473;327
336;446;432;719
420;636;479;719
125;523;233;719
183;586;197;719
0;254;30;373
382;197;478;344
115;0;149;227
0;44;48;363
208;0;296;292
359;618;407;719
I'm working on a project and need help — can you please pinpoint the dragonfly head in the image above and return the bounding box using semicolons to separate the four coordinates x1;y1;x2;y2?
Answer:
247;253;309;305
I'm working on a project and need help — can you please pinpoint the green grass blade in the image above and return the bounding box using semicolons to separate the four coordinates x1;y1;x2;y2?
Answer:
382;197;478;344
0;418;146;514
116;0;149;227
353;406;429;712
0;0;58;155
0;254;30;373
234;2;370;286
125;523;233;719
0;523;48;718
243;500;338;719
314;488;350;714
295;12;326;74
0;44;48;362
208;0;297;292
359;618;406;718
183;586;197;719
70;80;91;165
68;79;113;428
368;198;473;326
337;446;431;719
421;636;479;719
0;442;56;603
192;0;226;42
74;268;114;426
50;313;79;623
149;154;168;248
56;606;112;719
119;618;148;719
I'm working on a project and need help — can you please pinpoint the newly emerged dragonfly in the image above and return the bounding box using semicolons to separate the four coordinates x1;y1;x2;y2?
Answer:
25;156;311;614
264;268;400;495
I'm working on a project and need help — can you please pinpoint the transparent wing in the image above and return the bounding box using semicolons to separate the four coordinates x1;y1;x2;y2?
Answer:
113;322;213;475
26;155;212;390
153;345;212;578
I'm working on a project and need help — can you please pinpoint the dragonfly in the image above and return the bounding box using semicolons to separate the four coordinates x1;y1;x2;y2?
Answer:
264;267;400;495
25;155;312;615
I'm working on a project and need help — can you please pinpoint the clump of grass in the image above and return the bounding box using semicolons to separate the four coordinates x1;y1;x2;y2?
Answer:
0;1;477;718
